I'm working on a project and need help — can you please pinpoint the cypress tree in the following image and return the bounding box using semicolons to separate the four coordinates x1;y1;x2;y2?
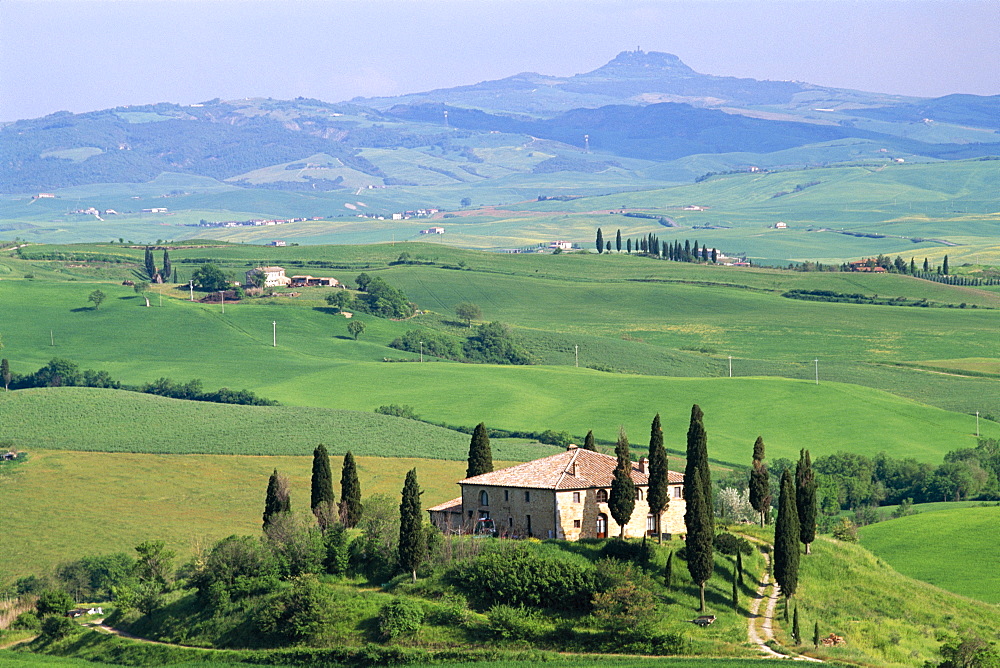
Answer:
684;405;712;509
626;238;632;254
309;443;334;516
943;254;950;275
774;469;800;607
1;358;10;391
732;566;739;609
339;451;363;528
646;413;670;544
162;250;171;283
262;469;290;529
685;464;714;612
792;606;801;644
813;621;820;648
910;257;916;274
796;449;818;555
596;228;604;254
664;550;673;589
736;549;744;585
615;229;622;252
923;257;929;272
749;436;771;526
398;468;425;582
583;430;597;451
465;422;493;478
684;239;691;262
711;248;718;263
609;428;636;538
144;247;156;280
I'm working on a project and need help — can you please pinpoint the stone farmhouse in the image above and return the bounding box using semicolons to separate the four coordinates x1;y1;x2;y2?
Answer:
428;445;686;540
247;266;292;288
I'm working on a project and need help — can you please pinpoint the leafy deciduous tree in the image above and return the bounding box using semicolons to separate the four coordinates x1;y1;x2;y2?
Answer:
88;289;106;309
347;320;366;340
454;301;482;327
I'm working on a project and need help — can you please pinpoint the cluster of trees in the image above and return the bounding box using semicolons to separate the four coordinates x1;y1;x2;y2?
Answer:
389;321;531;365
3;357;276;406
353;273;414;319
143;247;172;283
594;227;724;264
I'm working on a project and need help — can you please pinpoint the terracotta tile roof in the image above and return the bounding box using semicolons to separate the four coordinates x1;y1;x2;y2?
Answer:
426;496;463;513
459;448;684;491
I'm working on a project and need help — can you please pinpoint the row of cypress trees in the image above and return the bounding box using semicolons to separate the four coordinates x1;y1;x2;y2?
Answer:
143;247;171;283
262;444;363;531
773;448;818;613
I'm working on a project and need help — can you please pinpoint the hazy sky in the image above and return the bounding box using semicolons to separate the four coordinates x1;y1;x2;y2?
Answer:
2;0;998;121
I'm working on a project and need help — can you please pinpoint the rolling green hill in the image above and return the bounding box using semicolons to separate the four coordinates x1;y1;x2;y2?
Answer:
858;505;1000;604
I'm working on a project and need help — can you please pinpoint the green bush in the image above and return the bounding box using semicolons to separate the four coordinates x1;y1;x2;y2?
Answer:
599;537;654;564
11;611;41;630
40;614;79;640
36;589;74;616
714;532;754;556
485;604;540;641
377;597;424;640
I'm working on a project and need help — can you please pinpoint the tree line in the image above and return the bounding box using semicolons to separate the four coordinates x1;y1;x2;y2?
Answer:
595;227;730;264
0;357;277;406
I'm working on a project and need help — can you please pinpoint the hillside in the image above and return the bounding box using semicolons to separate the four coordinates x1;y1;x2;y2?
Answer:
858;504;1000;604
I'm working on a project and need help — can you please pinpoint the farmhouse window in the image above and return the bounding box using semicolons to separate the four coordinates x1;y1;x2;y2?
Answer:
647;514;656;533
524;491;531;502
673;486;683;499
636;487;644;501
526;515;532;536
467;510;473;519
573;519;581;528
504;489;509;502
480;490;489;506
573;492;581;503
596;489;609;503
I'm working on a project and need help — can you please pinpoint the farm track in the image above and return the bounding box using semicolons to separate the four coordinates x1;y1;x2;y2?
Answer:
747;541;822;662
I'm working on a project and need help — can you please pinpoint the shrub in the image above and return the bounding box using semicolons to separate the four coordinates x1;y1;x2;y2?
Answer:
378;597;424;641
11;611;41;631
40;614;78;640
36;589;74;616
485;605;539;641
832;518;859;542
714;532;754;556
599;538;654;564
591;582;657;633
426;593;469;626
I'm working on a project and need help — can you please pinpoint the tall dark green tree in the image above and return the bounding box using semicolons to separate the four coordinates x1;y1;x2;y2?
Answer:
626;238;632;254
685;464;714;612
608;428;636;538
943;254;950;275
466;422;493;478
615;229;622;253
774;469;800;608
736;549;744;585
310;444;335;528
161;250;171;283
923;257;930;272
910;257;916;274
583;430;596;451
749;436;771;526
596;228;604;254
398;468;425;582
795;449;818;555
684;405;712;509
732;568;739;609
263;469;291;529
663;550;673;589
792;606;801;644
339;451;363;528
646;413;670;544
144;247;156;281
1;358;10;391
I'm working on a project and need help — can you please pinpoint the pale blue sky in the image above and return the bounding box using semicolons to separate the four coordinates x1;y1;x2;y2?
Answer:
2;0;998;121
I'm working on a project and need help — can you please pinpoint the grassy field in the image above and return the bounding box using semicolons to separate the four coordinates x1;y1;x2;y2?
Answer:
0;388;556;461
858;505;1000;604
0;449;495;579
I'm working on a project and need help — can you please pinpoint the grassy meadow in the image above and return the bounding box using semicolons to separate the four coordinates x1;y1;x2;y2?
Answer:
0;449;493;579
858;505;1000;604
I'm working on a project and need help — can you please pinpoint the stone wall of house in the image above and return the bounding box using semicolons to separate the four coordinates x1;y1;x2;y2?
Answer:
461;485;559;538
556;484;687;540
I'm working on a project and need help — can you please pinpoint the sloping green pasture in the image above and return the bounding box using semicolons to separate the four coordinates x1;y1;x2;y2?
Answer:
0;449;486;578
858;505;1000;603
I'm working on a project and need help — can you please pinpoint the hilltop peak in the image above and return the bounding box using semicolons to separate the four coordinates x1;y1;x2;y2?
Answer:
587;49;697;77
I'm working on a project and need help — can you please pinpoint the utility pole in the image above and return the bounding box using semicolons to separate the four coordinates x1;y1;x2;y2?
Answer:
419;341;423;363
575;344;579;368
273;321;276;347
189;280;194;302
976;411;980;437
219;291;224;314
50;330;54;347
814;358;819;385
729;356;733;378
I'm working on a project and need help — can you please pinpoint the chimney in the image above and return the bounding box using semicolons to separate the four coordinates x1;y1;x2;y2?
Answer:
566;443;578;451
638;457;648;473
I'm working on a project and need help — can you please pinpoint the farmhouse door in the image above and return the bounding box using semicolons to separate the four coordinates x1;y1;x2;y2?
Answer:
596;513;608;539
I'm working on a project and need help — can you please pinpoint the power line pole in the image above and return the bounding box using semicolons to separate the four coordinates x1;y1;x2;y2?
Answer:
219;291;224;314
273;321;277;347
419;341;423;363
575;344;579;368
814;358;819;385
976;411;980;437
729;356;733;378
189;280;194;302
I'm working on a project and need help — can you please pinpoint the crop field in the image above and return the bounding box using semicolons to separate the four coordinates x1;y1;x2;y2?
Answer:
0;449;491;578
858;505;1000;604
0;388;556;461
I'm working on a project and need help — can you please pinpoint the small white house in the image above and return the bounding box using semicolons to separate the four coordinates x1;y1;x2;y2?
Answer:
269;240;286;247
549;241;573;251
774;222;787;229
247;266;292;288
420;227;445;234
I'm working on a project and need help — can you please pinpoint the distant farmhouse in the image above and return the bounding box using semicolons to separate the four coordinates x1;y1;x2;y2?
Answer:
247;266;292;288
420;227;445;235
290;275;339;287
428;445;686;540
848;259;887;273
